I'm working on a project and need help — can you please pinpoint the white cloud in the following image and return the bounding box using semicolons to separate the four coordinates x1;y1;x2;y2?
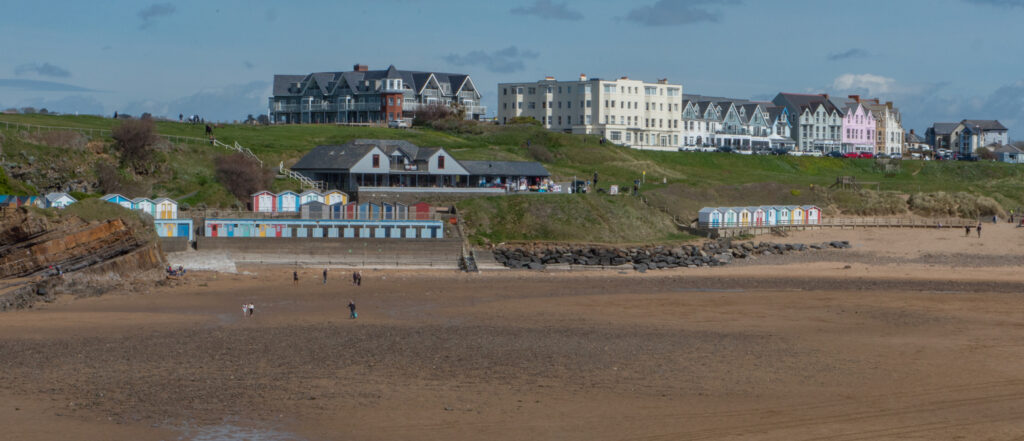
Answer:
832;73;899;95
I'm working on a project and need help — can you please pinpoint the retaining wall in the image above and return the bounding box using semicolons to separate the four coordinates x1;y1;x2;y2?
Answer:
195;237;462;267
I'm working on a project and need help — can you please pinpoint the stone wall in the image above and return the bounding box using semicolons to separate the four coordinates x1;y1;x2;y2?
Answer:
492;239;851;272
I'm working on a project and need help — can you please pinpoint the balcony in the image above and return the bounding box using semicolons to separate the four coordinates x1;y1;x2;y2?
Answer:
464;105;487;115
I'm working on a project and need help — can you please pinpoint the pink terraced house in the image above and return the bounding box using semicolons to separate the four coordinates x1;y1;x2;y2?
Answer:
834;97;876;153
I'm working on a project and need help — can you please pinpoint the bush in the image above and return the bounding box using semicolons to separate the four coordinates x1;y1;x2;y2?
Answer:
112;118;158;174
64;198;156;243
412;103;455;126
526;143;555;163
829;190;906;215
215;153;272;202
509;116;541;126
96;162;123;194
908;192;1005;218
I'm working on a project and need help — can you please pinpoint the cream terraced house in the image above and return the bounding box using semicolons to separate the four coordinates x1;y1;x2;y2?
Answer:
498;74;682;150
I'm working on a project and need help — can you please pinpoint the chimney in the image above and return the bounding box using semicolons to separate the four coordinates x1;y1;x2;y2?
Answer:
579;73;587;81
848;95;860;102
657;78;668;84
886;101;893;107
544;75;555;81
620;76;629;80
910;129;915;135
823;94;830;100
353;64;368;72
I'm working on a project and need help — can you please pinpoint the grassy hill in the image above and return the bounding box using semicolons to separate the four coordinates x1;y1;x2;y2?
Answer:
1;113;1023;242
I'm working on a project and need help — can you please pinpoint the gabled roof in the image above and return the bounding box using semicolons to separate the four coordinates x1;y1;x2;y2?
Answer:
251;190;275;196
277;190;299;196
460;160;549;177
299;190;322;196
773;93;841;116
130;197;153;203
101;193;129;201
931;122;958;135
154;197;176;204
45;192;75;202
291;144;377;171
272;66;477;98
961;119;1007;131
993;144;1023;154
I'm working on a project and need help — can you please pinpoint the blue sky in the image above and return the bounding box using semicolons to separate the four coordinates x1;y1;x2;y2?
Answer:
2;0;1024;136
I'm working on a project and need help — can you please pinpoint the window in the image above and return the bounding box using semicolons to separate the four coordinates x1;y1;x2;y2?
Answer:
517;87;523;94
610;131;621;141
567;116;572;124
528;87;536;94
626;132;632;142
397;98;401;105
503;88;507;95
437;155;445;169
611;100;615;108
558;101;562;109
542;102;546;109
645;86;657;96
558;116;562;125
667;88;680;97
567;86;572;93
584;85;591;94
558;87;562;93
372;154;380;168
604;100;609;108
567;101;571;109
586;115;592;124
586;100;591;108
604;84;615;93
388;112;394;121
529;102;536;109
388;97;394;106
503;103;507;109
549;101;554;108
546;87;552;93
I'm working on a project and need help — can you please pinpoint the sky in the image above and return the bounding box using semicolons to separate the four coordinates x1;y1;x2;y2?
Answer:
2;0;1024;136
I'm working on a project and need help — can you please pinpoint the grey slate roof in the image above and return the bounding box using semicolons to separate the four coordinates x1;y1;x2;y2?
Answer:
962;119;1007;131
773;93;841;116
272;65;478;98
931;122;958;135
459;160;549;177
290;144;376;171
993;144;1023;154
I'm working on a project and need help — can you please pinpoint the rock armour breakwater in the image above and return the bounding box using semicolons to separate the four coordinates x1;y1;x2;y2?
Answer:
492;240;852;271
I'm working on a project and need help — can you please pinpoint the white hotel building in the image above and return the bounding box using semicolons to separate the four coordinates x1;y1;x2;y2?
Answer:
497;74;682;150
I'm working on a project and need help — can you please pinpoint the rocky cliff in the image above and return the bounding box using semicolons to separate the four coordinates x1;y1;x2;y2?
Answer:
0;205;166;311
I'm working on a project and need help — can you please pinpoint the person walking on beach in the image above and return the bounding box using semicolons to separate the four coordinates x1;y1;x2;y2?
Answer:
352;271;358;285
356;271;362;286
348;300;357;319
323;268;328;285
965;225;971;237
249;303;255;317
977;222;983;238
243;303;248;318
293;271;299;286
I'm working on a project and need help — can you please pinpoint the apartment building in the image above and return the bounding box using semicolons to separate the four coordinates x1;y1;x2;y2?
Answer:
831;97;876;153
680;94;792;151
857;98;904;156
269;64;485;124
497;74;682;150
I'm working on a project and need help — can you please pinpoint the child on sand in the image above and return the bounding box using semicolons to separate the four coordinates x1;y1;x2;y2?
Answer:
348;300;357;319
323;268;328;285
977;223;982;238
293;271;299;286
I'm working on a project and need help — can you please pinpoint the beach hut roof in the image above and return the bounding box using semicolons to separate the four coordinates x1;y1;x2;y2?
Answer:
300;190;322;196
801;205;819;210
301;200;326;207
131;197;153;203
45;192;76;202
277;190;299;196
101;193;128;201
723;207;738;213
697;207;720;214
251;190;274;196
154;197;176;204
752;206;766;212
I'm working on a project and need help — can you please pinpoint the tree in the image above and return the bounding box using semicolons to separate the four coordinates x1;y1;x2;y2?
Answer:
977;147;998;161
38;108;48;115
256;114;270;125
215;152;272;202
245;114;256;124
412;103;455;126
111;117;158;174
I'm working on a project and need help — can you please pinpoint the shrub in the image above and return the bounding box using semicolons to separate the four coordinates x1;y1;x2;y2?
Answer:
790;189;801;196
526;143;555;163
215;152;272;202
509;116;541;126
908;192;1005;218
829;190;906;215
111;118;158;174
96;162;123;194
413;103;455;126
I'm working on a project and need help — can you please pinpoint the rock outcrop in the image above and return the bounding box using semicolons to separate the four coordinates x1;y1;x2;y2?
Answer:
0;207;166;311
492;240;851;271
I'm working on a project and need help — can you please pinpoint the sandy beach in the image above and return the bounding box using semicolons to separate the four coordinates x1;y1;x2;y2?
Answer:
2;222;1024;440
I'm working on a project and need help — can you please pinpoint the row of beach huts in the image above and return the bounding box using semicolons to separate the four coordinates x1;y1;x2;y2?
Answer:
698;205;822;228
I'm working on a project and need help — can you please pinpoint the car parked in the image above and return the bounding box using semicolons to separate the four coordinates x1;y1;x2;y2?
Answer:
843;152;860;158
803;151;823;157
858;152;874;159
825;151;845;158
716;146;733;153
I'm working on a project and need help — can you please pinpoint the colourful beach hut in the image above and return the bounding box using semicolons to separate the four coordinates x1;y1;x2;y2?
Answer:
328;203;347;219
738;207;752;226
101;193;133;209
323;190;348;206
131;197;156;217
382;202;395;220
356;202;370;220
803;205;821;225
698;207;723;227
343;202;357;220
791;206;805;225
777;206;792;225
155;198;178;219
368;202;381;220
277;191;299;213
299;190;323;205
723;208;739;227
411;202;432;220
752;207;767;226
252;191;276;213
765;206;779;226
45;192;77;209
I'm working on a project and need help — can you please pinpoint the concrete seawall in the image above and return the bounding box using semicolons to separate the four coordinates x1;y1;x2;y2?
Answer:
192;237;462;268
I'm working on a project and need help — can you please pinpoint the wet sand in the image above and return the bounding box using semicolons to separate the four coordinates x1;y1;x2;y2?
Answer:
2;223;1024;440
